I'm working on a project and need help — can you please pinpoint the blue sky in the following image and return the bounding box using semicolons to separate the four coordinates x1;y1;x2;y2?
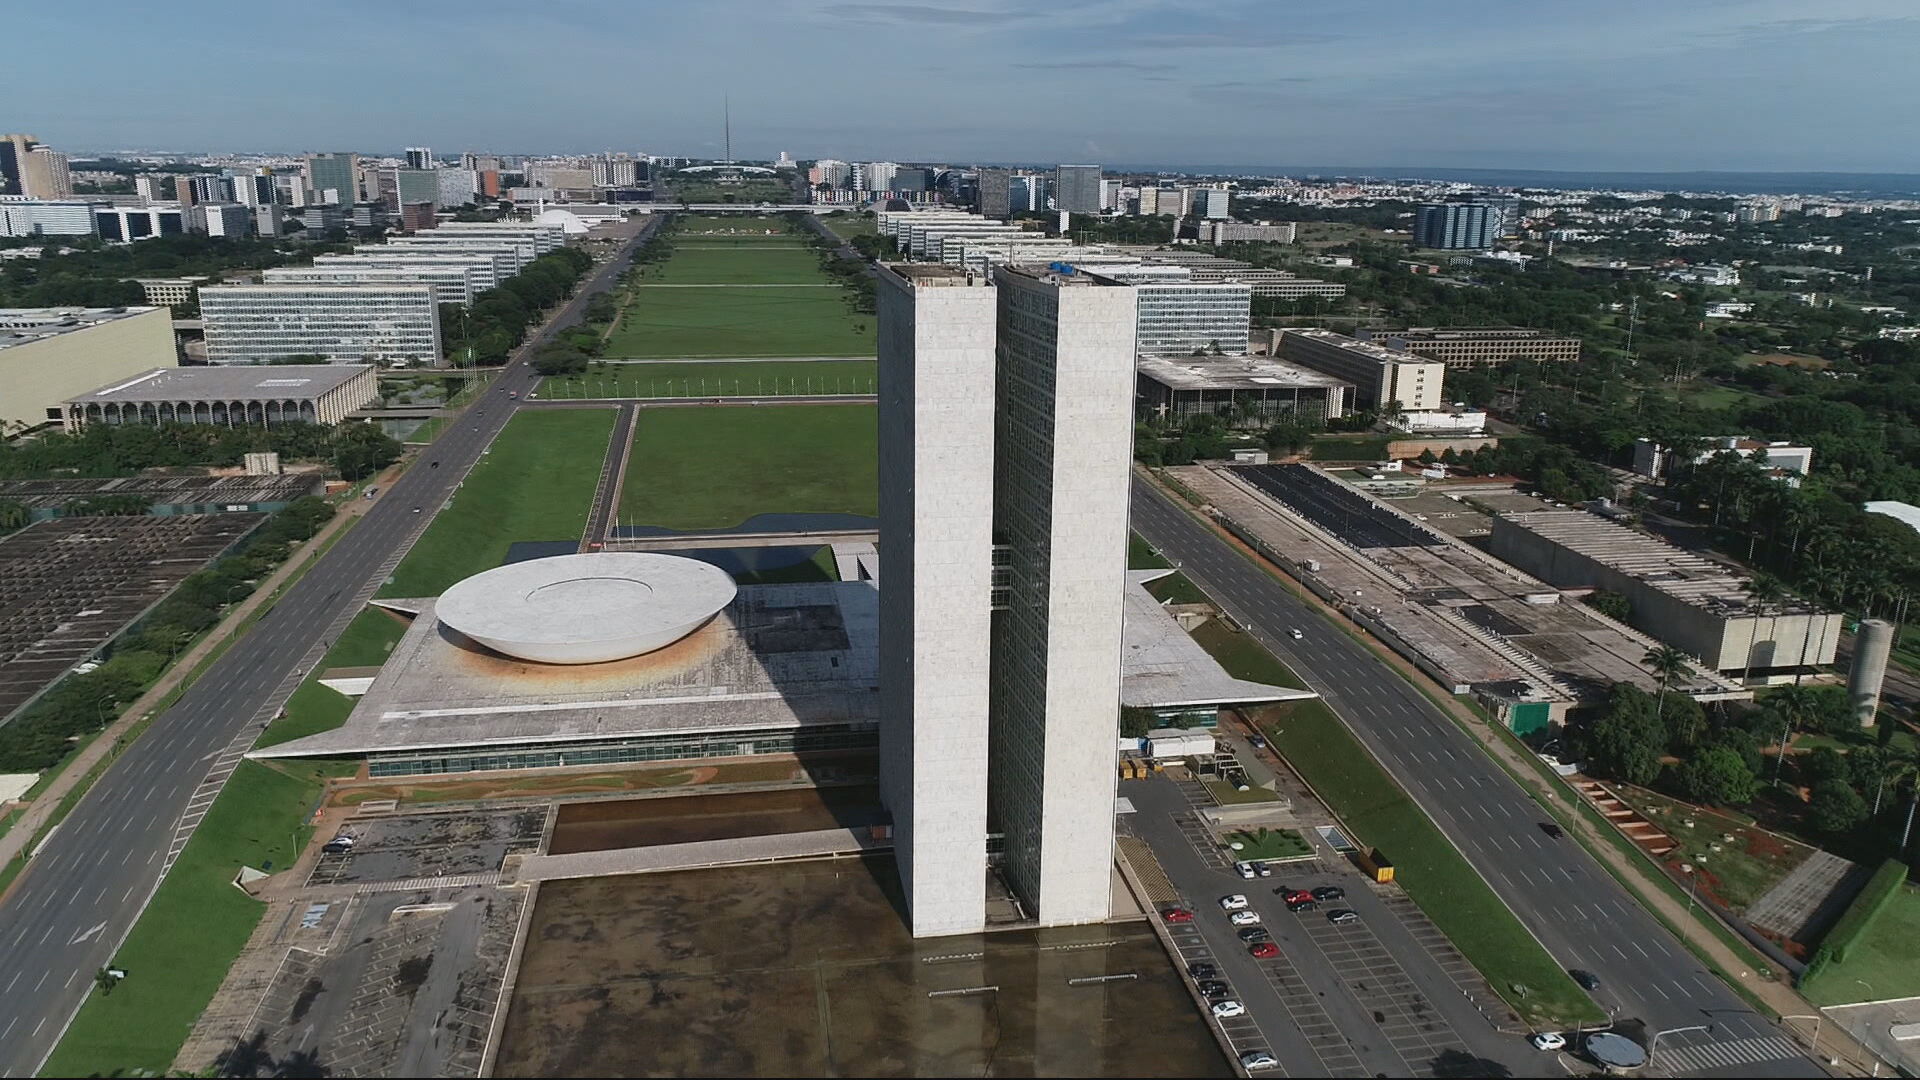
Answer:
10;0;1920;172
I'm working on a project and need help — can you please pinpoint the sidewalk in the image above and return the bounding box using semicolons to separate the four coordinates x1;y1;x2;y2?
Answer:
0;468;390;877
1142;468;1879;1076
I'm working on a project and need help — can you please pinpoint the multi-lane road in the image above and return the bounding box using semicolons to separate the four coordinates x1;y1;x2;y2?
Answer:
0;218;657;1077
1131;476;1824;1078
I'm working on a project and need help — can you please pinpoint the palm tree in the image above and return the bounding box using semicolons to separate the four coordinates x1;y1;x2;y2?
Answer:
1642;645;1694;716
1765;684;1819;784
1743;574;1786;685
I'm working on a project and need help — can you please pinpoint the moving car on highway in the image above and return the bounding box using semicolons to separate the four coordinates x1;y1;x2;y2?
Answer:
1530;1032;1567;1052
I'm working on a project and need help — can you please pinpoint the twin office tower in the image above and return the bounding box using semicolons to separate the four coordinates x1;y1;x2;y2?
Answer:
876;263;1138;937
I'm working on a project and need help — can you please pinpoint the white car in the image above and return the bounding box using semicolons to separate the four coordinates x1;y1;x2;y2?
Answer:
1219;894;1250;911
1289;628;1304;639
1229;910;1262;926
1239;1050;1280;1071
1234;860;1257;879
1530;1032;1567;1052
1211;999;1245;1019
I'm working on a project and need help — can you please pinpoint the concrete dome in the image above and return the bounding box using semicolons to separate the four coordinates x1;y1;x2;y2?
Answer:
533;208;591;234
436;553;737;664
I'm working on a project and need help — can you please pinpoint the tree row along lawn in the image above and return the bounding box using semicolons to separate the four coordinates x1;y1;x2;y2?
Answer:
618;404;877;531
379;408;614;598
1193;625;1604;1027
539;359;876;398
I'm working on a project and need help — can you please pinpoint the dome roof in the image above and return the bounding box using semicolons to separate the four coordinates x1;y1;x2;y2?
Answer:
435;553;737;664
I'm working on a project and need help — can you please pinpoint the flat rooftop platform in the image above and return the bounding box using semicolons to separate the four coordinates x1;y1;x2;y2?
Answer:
0;473;322;512
72;364;372;403
1136;355;1353;392
1124;570;1316;708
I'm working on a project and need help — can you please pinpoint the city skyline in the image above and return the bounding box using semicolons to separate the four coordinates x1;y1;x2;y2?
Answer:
12;0;1920;173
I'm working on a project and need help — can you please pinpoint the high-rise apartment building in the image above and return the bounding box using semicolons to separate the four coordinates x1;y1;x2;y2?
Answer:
1053;164;1103;214
194;202;253;238
1414;203;1496;249
976;168;1012;218
859;161;899;192
404;147;435;170
876;262;1136;937
304;153;358;206
0;134;36;196
22;148;72;200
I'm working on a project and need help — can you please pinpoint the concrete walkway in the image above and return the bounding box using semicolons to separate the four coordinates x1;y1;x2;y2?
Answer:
512;828;885;883
0;474;387;878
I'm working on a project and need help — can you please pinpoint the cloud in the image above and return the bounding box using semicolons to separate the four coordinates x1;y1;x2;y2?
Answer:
1144;29;1341;49
820;2;1035;25
1012;59;1176;73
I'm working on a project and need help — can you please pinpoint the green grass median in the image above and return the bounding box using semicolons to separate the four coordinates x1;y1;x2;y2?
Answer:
618;404;876;530
603;286;873;358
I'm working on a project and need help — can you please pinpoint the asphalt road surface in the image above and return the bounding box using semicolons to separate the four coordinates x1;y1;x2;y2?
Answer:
0;218;659;1077
1131;477;1824;1079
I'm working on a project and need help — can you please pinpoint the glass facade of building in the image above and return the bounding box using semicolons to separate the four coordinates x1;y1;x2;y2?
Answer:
200;284;442;364
366;723;878;778
1133;284;1251;357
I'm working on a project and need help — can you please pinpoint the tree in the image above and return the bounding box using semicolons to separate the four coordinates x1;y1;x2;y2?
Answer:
1641;645;1694;715
1120;706;1156;739
1680;746;1757;807
1799;746;1849;787
1583;590;1632;622
1587;684;1666;786
1809;779;1869;836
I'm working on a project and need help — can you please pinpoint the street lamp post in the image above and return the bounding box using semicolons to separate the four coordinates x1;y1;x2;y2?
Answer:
1648;1024;1711;1066
1783;1014;1823;1058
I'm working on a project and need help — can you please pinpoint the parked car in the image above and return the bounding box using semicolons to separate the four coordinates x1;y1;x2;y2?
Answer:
1197;980;1231;998
1247;734;1267;750
1240;1050;1280;1071
1160;907;1194;924
1327;909;1359;925
1252;862;1273;878
321;835;355;855
1234;861;1257;880
1278;888;1314;905
1229;910;1262;926
1210;1000;1245;1019
1236;927;1270;943
1219;894;1249;911
1311;886;1345;902
1247;941;1280;959
1530;1032;1567;1052
1570;969;1601;991
1187;962;1218;980
1286;897;1318;913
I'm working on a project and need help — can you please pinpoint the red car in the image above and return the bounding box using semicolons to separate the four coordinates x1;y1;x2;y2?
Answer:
1160;907;1194;923
1248;942;1280;959
1279;889;1314;905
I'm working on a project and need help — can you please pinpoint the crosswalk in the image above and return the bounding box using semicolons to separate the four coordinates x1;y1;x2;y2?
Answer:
355;872;501;894
1655;1034;1801;1075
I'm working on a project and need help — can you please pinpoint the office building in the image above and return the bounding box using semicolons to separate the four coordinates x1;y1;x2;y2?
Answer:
1491;511;1841;674
876;262;1136;937
22;148;72;200
0;134;36;195
400;201;437;231
976;168;1012;218
255;204;285;237
1279;329;1445;411
858;161;898;193
228;171;275;209
434;168;478;208
194;202;252;237
527;164;594;190
590;155;640;187
809;159;850;188
1090;268;1250;356
63;364;377;430
1009;174;1047;213
95;205;188;242
405;147;435;170
1204;221;1295;244
349;204;387;230
391;168;438;210
1198;189;1230;220
318;251;499;291
263;262;480;305
1135;354;1352;425
1354;326;1581;368
1414;203;1497;250
1053;164;1103;214
434;220;565;253
133;277;207;309
0;306;176;432
374;237;533;274
1631;436;1814;486
295;205;347;234
199;284;442;366
0;200;101;237
304;153;357;205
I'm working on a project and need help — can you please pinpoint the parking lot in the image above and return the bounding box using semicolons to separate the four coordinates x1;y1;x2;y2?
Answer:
306;807;545;887
1126;773;1536;1078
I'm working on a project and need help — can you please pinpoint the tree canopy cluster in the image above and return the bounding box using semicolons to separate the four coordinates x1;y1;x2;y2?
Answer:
440;246;593;367
0;234;345;308
0;420;400;483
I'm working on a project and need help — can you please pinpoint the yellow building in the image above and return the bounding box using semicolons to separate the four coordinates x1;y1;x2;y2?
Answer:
0;307;177;434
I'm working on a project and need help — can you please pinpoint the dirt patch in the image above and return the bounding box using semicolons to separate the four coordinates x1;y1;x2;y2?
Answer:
546;785;883;854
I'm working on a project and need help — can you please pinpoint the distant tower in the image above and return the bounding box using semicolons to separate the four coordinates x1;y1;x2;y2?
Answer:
723;96;732;165
1849;619;1895;728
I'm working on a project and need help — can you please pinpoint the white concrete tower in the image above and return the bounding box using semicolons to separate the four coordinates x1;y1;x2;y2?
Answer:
876;264;999;937
987;265;1137;927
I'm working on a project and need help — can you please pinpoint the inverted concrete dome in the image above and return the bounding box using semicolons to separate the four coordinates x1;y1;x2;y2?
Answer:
435;552;737;664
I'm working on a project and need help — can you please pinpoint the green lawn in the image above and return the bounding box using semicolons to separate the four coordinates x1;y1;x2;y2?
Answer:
733;546;841;586
603;286;875;358
42;762;324;1077
540;360;876;399
1226;827;1312;860
821;214;878;240
642;245;829;285
1146;572;1211;606
1801;884;1920;1006
381;408;614;598
1204;780;1284;805
618;405;876;530
324;607;408;668
1609;786;1811;914
1190;619;1311;690
1310;434;1393;462
1129;532;1173;570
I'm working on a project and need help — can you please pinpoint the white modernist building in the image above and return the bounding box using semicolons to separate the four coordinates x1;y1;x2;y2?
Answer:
199;284;443;365
369;239;532;276
263;263;483;305
877;262;1137;937
436;553;737;664
322;251;501;292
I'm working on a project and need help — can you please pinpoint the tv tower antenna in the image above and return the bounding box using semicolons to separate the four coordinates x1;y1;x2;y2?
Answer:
723;96;732;164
